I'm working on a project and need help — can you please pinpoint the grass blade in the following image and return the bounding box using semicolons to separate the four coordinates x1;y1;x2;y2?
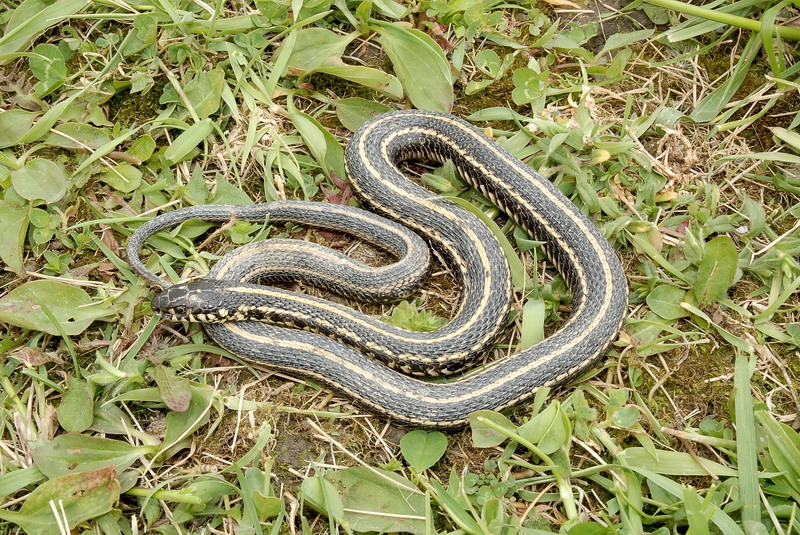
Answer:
445;195;525;290
735;353;762;533
0;0;89;61
690;34;761;122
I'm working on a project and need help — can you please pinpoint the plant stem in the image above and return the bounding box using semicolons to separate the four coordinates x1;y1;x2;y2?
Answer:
644;0;800;40
475;416;579;520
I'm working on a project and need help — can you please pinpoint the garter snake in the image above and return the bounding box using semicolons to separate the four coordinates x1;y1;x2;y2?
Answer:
128;110;627;428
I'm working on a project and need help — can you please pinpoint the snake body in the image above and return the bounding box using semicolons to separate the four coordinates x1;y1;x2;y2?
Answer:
128;110;627;428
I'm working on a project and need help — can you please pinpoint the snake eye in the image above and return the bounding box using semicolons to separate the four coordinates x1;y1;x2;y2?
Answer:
152;291;174;312
152;287;192;317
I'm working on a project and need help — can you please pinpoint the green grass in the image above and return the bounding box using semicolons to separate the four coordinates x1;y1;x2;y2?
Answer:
1;0;800;533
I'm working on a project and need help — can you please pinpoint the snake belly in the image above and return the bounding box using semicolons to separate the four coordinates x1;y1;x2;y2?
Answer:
136;110;627;428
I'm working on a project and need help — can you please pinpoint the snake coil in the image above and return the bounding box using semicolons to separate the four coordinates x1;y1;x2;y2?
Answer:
128;110;627;428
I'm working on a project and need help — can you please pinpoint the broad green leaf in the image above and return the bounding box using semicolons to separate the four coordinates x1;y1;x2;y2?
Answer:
10;158;68;203
19;91;83;144
30;434;155;478
164;119;215;164
336;98;393;131
694;236;738;307
45;122;113;150
481;497;505;533
683;486;712;535
169;477;232;507
0;109;38;148
326;467;425;534
159;384;214;458
57;376;95;433
475;49;502;77
99;164;142;193
372;0;407;18
212;175;253;205
740;195;766;237
29;43;66;97
0;0;89;62
594;141;637;155
85;104;112;126
376;22;453;112
300;476;343;522
646;285;689;320
400;430;448;471
468;410;516;448
518;401;571;454
612;406;640;429
520;298;545;349
421;168;459;192
150;364;192;412
243;466;283;520
0;280;111;335
628;311;672;353
384;300;447;332
618;447;737;477
465;78;494;95
184;68;225;119
316;63;403;99
287;99;346;182
90;403;160;445
0;203;28;276
109;387;163;404
466;107;532;123
641;3;670;23
596;29;654;57
512;67;547;108
0;466;119;535
280;27;355;72
127;135;156;162
122;13;157;56
772;126;800;153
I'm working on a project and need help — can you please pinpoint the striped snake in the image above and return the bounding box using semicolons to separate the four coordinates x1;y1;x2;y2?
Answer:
127;110;627;428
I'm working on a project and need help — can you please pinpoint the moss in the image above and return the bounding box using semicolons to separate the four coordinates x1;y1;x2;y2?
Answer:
310;71;389;101
639;341;736;426
455;73;520;122
455;48;529;130
107;79;168;126
640;333;799;428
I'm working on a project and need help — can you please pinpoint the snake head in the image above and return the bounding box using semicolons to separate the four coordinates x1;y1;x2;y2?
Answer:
152;280;233;322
